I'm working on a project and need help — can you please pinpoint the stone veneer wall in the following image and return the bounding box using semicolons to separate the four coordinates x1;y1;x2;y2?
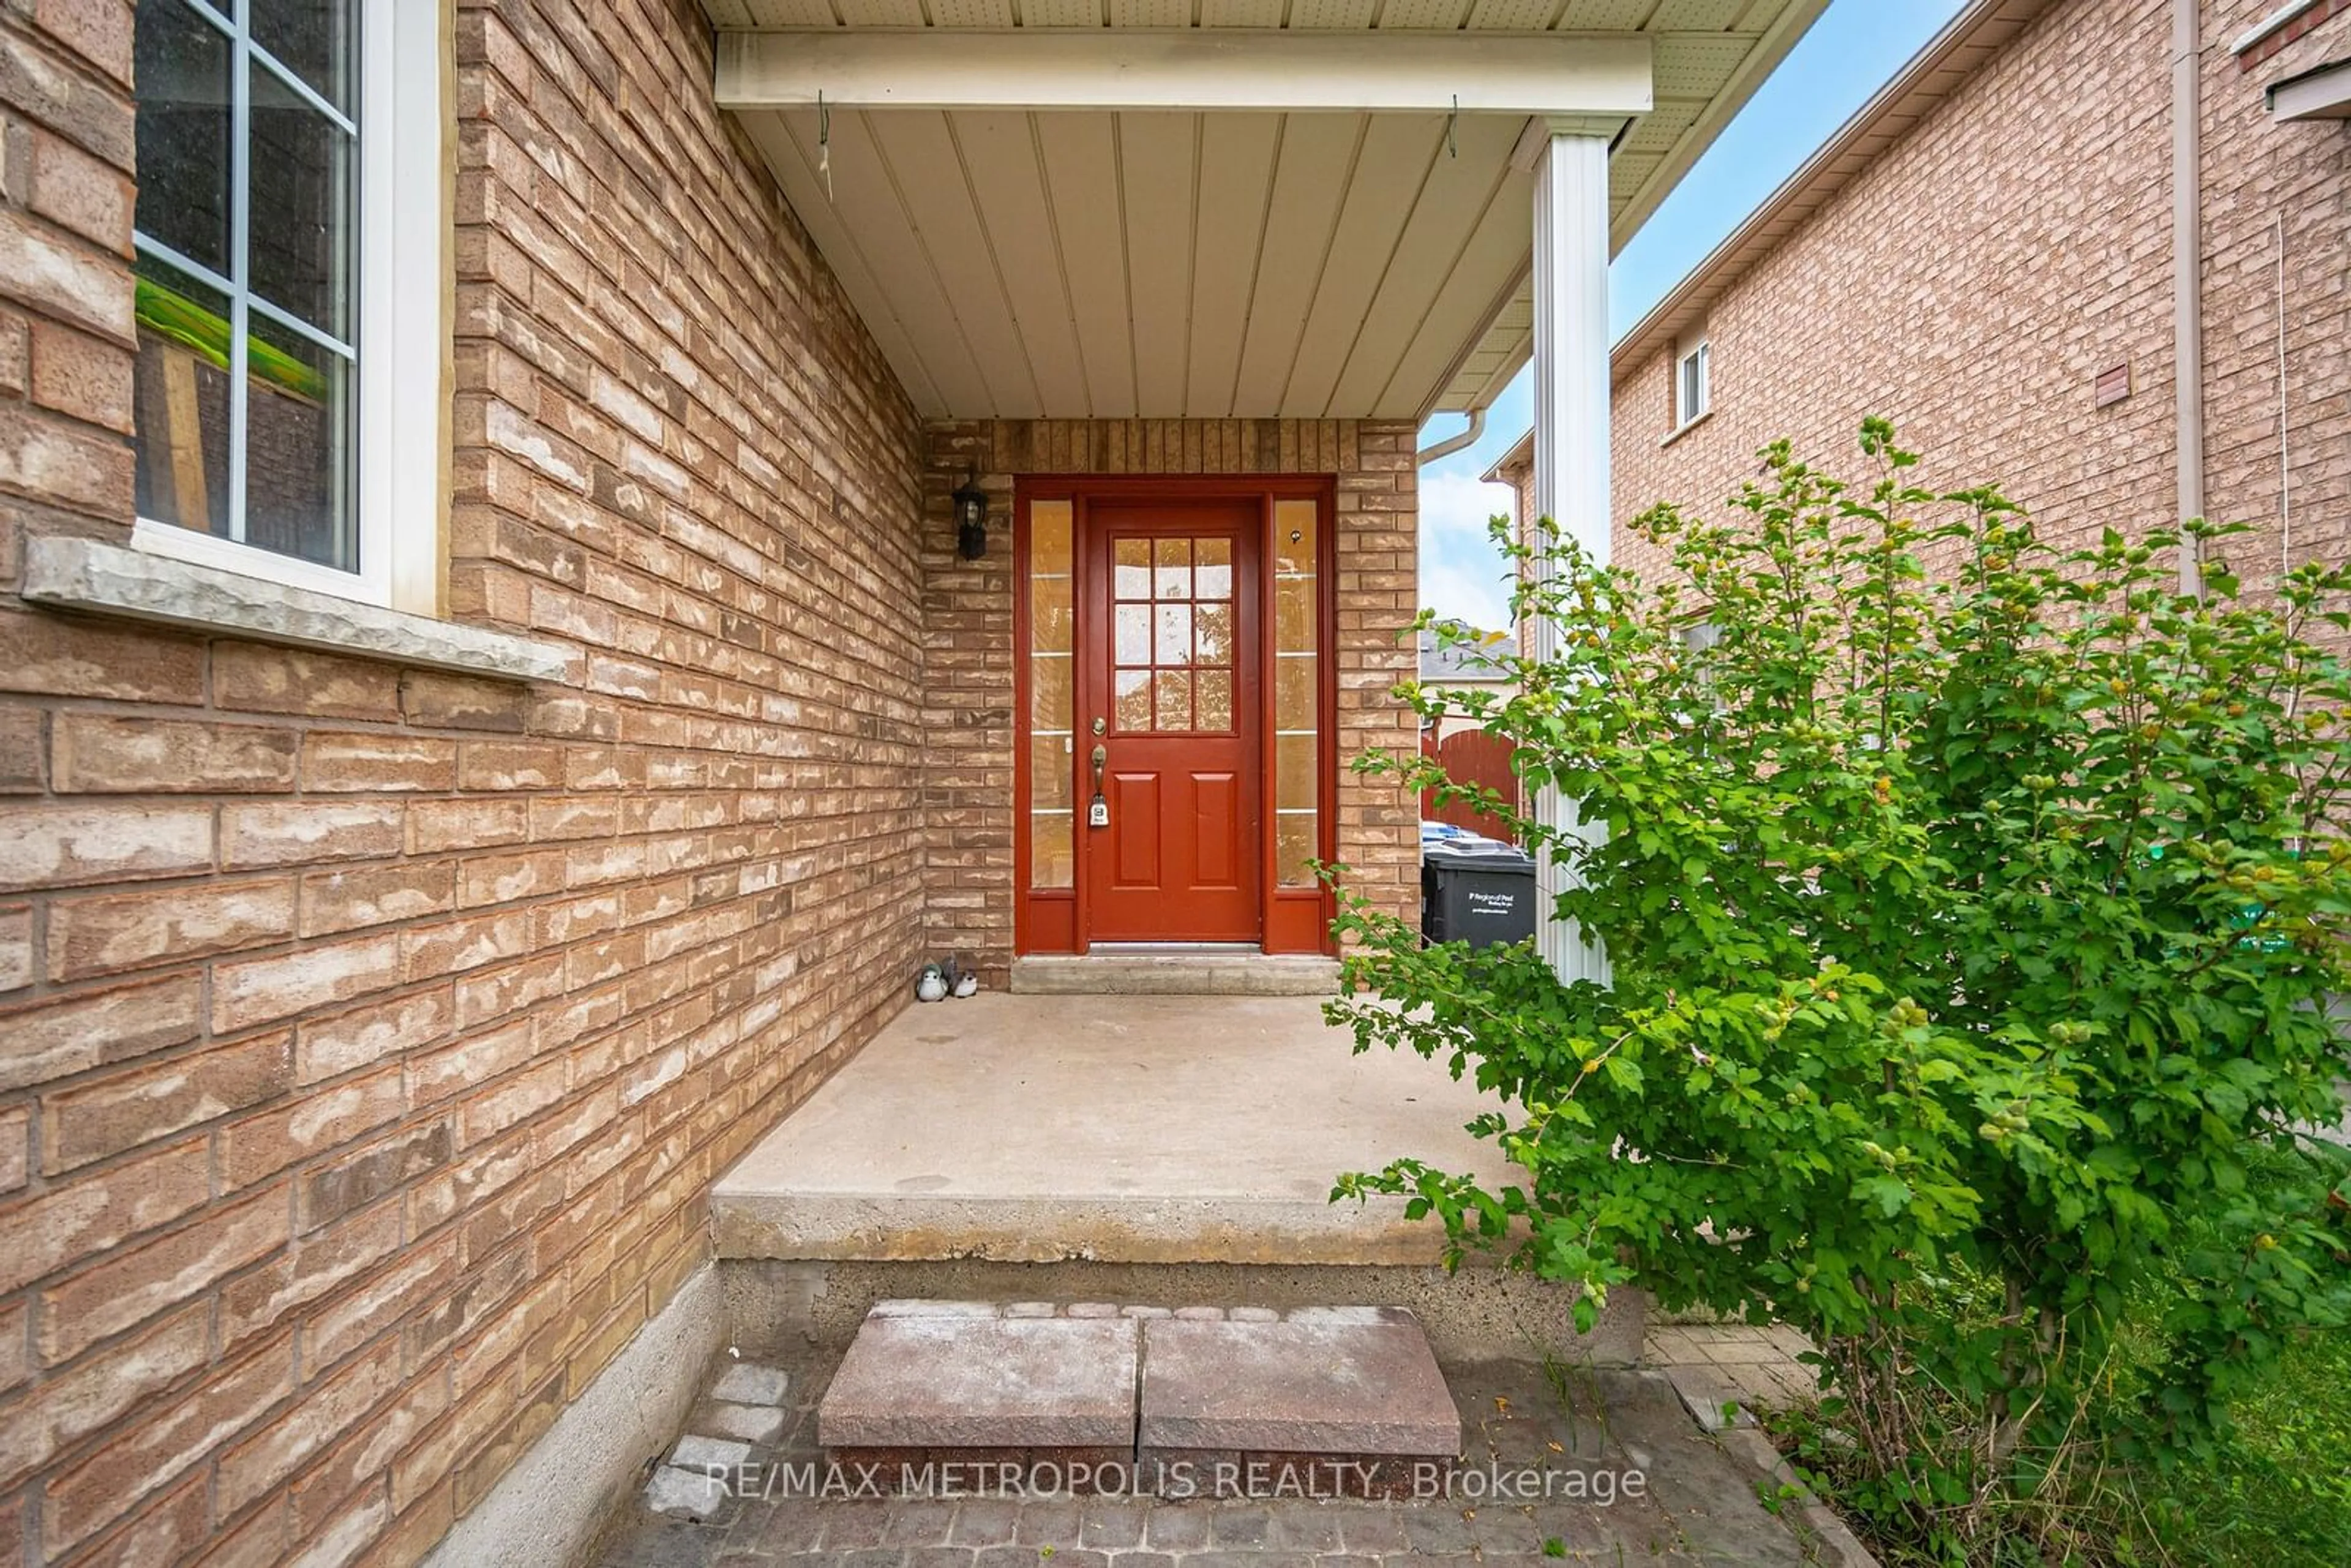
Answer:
1609;0;2349;599
921;419;1422;981
0;1;928;1562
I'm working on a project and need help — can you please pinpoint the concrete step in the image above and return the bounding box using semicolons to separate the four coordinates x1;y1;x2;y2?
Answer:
817;1300;1460;1497
821;1302;1138;1476
1009;953;1341;996
1137;1307;1460;1498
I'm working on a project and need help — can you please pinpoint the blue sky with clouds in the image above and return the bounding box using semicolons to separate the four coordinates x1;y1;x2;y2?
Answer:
1415;0;1968;631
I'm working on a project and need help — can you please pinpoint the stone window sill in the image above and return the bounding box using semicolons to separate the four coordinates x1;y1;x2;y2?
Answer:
19;534;570;684
1659;408;1714;449
2232;0;2336;60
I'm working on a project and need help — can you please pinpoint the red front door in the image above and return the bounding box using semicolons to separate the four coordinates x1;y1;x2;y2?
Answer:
1082;500;1262;942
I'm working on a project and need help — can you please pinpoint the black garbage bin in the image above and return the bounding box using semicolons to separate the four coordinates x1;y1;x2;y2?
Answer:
1421;838;1539;948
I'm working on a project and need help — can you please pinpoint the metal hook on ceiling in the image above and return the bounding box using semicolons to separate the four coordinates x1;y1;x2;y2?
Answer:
817;89;834;202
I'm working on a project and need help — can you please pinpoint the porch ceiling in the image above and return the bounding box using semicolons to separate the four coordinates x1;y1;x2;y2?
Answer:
707;1;1825;421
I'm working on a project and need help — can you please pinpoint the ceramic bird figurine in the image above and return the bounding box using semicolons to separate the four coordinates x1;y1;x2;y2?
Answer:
915;963;948;1003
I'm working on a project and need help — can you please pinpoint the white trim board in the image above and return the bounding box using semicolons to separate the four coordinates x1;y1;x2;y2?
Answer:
716;30;1654;116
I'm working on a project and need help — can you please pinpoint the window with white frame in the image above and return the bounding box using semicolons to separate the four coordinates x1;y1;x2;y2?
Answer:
130;0;440;609
1674;335;1710;429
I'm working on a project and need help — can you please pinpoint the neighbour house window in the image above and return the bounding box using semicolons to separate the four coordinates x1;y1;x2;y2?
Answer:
1681;618;1725;713
130;0;439;609
1674;336;1710;429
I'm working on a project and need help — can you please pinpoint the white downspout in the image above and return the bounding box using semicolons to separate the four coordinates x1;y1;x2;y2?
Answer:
1415;407;1488;465
2172;0;2206;596
2276;213;2290;581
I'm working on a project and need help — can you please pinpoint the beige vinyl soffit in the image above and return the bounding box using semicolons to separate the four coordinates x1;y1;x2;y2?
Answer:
709;3;1828;421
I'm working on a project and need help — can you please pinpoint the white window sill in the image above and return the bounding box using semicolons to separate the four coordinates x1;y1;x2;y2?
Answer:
20;535;569;684
2232;0;2330;56
1659;408;1714;449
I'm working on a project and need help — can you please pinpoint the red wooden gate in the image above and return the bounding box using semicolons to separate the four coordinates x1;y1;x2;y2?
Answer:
1420;727;1520;843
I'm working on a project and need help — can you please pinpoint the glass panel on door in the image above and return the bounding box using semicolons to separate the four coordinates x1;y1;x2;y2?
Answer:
1028;500;1075;889
1112;531;1239;737
1273;498;1319;887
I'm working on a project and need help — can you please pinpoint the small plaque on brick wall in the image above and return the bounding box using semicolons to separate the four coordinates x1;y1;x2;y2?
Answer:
2094;361;2132;409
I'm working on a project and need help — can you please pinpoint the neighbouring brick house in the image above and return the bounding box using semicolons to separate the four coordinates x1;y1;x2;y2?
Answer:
1494;0;2349;596
1483;438;1539;658
0;1;1819;1562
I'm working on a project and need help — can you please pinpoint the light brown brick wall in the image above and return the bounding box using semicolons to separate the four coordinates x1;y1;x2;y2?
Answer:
1495;454;1536;658
1612;0;2180;580
0;1;928;1563
921;419;1421;978
2198;2;2351;588
0;2;135;549
1610;0;2350;604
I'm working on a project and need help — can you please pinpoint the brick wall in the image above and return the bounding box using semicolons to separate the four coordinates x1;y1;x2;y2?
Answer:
0;2;135;544
2198;1;2351;590
1608;0;2350;603
921;419;1421;978
1611;0;2180;581
1491;449;1535;658
0;2;928;1565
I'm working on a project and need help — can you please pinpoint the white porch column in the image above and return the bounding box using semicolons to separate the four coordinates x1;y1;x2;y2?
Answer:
1529;130;1613;987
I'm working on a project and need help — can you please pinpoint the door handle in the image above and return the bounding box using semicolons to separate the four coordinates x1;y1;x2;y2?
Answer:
1090;743;1107;791
1088;743;1110;828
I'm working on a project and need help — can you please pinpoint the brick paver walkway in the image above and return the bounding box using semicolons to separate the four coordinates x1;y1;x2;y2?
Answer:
592;1334;1837;1566
1643;1323;1818;1431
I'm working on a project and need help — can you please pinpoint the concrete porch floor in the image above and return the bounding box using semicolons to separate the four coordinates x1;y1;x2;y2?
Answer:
711;993;1518;1269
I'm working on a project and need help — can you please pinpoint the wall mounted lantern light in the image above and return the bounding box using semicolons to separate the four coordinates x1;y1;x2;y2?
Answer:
953;473;989;560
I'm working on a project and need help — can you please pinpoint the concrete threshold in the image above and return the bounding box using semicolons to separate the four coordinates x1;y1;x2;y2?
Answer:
1010;952;1341;996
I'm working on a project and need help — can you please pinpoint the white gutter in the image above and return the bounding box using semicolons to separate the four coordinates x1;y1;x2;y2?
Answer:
1415;407;1488;465
2172;0;2206;596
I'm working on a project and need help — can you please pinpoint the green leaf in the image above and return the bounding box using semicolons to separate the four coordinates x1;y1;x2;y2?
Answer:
1854;1176;1913;1217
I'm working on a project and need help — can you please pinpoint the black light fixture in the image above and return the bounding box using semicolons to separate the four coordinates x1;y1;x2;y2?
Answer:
952;471;989;560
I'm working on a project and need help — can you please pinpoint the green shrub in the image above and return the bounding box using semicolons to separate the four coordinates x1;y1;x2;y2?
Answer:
1331;424;2351;1558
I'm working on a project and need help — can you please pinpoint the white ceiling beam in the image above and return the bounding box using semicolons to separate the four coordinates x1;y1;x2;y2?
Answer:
715;30;1654;117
